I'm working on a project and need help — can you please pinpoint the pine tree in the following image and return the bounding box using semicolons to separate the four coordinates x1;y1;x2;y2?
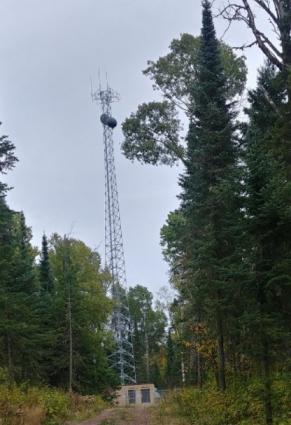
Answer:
0;123;18;197
0;126;42;383
179;0;243;391
0;124;18;315
0;212;41;382
37;233;58;383
244;64;291;425
39;234;53;293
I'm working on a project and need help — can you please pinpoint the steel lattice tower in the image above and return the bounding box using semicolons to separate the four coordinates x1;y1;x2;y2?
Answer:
92;84;136;385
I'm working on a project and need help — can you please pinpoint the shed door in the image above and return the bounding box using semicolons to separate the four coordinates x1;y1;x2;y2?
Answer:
141;388;151;403
128;389;136;404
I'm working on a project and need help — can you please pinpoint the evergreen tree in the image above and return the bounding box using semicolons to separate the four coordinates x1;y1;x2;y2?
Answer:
0;201;15;382
0;124;18;320
37;233;58;383
0;123;18;197
39;234;53;293
179;0;243;391
243;64;291;425
0;125;43;383
0;212;40;383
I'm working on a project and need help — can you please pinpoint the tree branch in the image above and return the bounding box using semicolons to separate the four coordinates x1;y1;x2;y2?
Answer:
258;29;282;58
253;0;278;24
241;0;283;69
164;140;186;165
218;0;283;70
261;86;282;117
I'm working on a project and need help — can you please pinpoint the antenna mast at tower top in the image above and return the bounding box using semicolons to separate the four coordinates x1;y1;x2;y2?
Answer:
92;83;136;385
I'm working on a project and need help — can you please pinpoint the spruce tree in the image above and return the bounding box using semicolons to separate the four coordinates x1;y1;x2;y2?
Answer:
179;0;242;391
37;233;58;383
0;212;41;382
0;129;41;383
244;64;291;425
39;234;53;293
0;123;18;197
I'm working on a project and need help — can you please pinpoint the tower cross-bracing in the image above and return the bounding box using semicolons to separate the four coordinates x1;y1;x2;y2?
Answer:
92;84;136;385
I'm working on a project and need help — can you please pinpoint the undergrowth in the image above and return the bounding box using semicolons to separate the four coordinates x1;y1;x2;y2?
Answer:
0;385;107;425
152;377;291;425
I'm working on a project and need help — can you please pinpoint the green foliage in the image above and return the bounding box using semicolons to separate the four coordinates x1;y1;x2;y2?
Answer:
127;285;167;385
0;385;107;425
176;0;243;392
0;122;18;195
39;234;53;293
144;33;247;106
45;235;115;393
2;3;291;425
161;210;188;290
122;33;246;166
0;211;41;383
0;123;117;395
159;43;291;425
155;386;263;425
165;329;181;388
239;63;291;424
122;101;183;166
154;378;291;425
37;388;70;425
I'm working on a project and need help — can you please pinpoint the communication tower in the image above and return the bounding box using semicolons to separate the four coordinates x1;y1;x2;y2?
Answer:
92;83;136;385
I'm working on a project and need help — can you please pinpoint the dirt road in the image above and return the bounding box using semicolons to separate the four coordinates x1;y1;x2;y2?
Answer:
72;407;153;425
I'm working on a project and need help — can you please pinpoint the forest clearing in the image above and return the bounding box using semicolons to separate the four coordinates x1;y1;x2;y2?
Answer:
1;0;291;424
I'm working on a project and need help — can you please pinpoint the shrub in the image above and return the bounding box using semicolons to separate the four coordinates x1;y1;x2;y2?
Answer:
0;386;107;425
153;377;291;425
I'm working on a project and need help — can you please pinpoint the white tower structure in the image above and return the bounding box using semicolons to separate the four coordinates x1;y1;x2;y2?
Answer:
92;84;136;385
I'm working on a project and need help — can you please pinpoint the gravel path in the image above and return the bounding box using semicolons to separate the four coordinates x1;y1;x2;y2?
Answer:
72;406;152;425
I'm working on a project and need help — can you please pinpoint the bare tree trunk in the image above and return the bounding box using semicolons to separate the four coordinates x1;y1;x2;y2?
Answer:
181;352;186;385
197;350;202;389
261;338;273;425
257;273;273;425
68;292;73;394
216;310;226;391
279;1;291;111
145;329;150;383
63;236;73;394
7;334;13;385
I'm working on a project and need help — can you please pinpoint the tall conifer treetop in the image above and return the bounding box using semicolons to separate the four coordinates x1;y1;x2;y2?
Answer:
40;234;53;293
0;123;17;196
199;0;226;95
182;0;236;210
177;0;242;392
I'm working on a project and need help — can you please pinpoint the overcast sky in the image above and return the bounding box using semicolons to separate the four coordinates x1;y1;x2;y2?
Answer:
0;0;266;295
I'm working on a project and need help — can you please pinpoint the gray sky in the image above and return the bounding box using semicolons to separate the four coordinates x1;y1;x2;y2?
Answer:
0;0;265;295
